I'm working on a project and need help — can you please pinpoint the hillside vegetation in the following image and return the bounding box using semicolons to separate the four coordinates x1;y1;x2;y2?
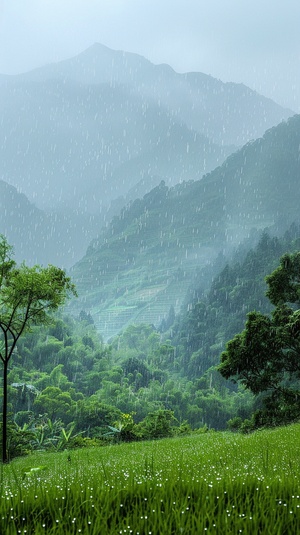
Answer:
4;225;300;461
70;115;300;338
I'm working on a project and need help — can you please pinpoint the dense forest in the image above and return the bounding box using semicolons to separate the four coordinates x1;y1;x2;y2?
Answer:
3;223;300;458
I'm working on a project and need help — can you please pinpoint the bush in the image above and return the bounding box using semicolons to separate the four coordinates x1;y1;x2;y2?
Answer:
240;418;255;434
227;417;243;432
193;424;209;434
67;436;105;449
0;421;34;461
135;410;176;440
173;421;192;436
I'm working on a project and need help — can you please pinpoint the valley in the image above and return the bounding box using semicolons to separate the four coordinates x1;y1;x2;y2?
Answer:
2;5;300;533
1;43;300;459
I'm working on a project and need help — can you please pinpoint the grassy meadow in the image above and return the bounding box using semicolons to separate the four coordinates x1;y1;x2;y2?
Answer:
2;424;300;534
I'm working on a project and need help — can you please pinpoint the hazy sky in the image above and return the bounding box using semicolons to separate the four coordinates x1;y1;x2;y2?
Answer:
1;0;300;111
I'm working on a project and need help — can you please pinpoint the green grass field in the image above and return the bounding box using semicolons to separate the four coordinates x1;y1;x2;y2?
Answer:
2;424;300;534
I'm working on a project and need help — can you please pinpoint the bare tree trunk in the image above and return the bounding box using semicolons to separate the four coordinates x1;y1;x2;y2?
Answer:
2;360;8;463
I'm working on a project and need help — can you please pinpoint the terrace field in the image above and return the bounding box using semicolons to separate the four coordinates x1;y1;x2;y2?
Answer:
2;424;300;534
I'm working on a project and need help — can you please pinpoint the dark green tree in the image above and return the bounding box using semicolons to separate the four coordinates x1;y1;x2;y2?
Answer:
0;236;76;462
218;252;300;424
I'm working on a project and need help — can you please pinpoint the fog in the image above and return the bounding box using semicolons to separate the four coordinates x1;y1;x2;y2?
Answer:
1;0;299;110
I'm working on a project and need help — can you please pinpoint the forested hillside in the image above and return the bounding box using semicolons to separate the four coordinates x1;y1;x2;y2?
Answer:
5;225;300;457
70;115;300;338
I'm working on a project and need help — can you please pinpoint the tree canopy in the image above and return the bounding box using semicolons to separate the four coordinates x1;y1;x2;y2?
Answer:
0;235;76;462
218;252;300;425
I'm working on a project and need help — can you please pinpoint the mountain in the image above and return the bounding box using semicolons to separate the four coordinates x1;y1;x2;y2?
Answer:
69;114;300;339
0;179;103;267
0;76;231;214
0;43;292;217
21;43;293;146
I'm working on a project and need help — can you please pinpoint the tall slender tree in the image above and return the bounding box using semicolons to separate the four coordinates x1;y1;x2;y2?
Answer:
0;236;76;462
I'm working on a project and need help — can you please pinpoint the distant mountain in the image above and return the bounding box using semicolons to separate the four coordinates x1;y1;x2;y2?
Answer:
0;77;231;214
0;179;103;267
69;115;300;339
21;43;293;146
0;43;292;216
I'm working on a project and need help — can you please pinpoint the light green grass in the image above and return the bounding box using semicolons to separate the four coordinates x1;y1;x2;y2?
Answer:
2;425;300;533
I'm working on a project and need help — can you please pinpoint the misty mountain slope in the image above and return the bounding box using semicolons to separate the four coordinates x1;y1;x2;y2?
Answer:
69;114;300;339
0;43;292;217
0;179;103;267
207;114;300;234
0;76;231;213
111;123;231;202
22;43;293;146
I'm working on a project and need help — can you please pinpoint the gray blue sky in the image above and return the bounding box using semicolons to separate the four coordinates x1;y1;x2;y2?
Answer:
1;0;299;110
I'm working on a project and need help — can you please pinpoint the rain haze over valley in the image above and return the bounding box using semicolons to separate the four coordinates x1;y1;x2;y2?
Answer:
4;8;300;529
1;0;300;338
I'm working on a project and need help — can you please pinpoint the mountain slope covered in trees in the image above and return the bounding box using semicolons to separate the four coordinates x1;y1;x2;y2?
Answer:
70;115;300;338
6;225;300;444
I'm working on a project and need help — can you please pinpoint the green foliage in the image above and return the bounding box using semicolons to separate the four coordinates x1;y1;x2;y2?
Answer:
0;235;76;462
227;416;243;432
174;232;289;378
5;227;300;454
29;416;64;451
73;399;122;436
266;251;300;306
122;357;152;389
135;409;176;439
0;420;34;461
219;251;300;425
33;387;76;423
67;435;105;449
69;116;300;338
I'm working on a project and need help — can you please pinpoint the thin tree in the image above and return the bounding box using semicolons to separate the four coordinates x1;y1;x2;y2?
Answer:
0;236;77;462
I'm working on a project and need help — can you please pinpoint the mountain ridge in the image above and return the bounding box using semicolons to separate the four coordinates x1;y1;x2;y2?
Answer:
13;42;293;146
